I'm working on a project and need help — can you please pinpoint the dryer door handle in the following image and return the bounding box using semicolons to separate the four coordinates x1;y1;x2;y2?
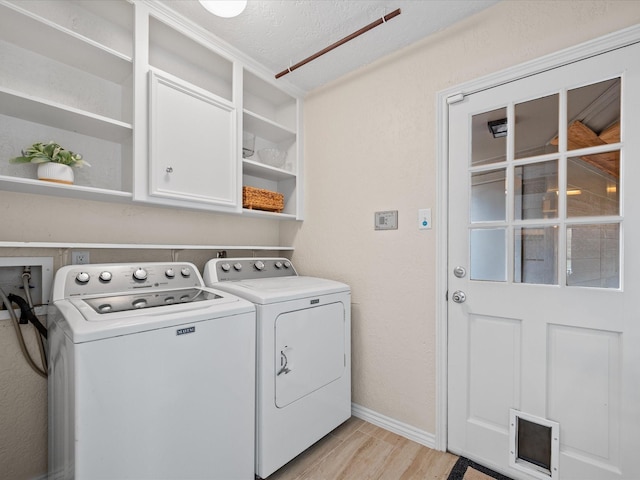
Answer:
277;349;291;376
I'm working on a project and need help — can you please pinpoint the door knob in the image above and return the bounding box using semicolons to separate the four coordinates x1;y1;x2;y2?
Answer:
166;166;173;173
453;266;467;278
452;290;466;303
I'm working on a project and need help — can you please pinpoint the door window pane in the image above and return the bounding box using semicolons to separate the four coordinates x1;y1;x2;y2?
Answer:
470;228;506;282
567;224;619;288
515;227;558;285
471;169;506;222
515;94;559;159
472;107;507;166
567;78;620;151
567;153;620;217
515;161;558;220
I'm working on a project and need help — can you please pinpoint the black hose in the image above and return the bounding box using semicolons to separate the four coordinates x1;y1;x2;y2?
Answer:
7;293;48;340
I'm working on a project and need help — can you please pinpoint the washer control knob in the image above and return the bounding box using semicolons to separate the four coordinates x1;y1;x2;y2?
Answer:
233;263;243;272
274;261;283;269
283;261;291;269
181;267;191;278
254;261;265;271
165;268;175;278
133;268;148;281
99;271;112;282
75;272;90;284
220;263;231;272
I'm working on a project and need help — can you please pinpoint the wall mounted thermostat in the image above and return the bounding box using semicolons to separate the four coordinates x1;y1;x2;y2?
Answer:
374;210;398;230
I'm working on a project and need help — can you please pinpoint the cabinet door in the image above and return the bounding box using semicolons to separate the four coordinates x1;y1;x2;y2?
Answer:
149;71;237;208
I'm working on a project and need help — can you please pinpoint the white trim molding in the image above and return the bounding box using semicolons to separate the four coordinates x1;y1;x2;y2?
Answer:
351;403;436;449
435;24;640;453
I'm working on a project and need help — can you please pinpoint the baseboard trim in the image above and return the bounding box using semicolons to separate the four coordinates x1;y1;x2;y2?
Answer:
351;403;436;450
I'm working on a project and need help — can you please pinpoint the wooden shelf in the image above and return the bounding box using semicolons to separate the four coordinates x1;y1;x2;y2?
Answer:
0;2;132;83
0;175;132;203
243;110;296;144
0;88;132;143
0;241;293;251
241;209;299;220
243;159;296;181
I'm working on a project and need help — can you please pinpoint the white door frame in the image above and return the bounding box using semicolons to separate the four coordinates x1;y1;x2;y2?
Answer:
434;24;640;452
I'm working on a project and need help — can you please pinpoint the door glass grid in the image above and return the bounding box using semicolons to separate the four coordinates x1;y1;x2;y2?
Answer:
472;107;507;166
469;77;622;288
566;224;620;288
514;94;559;159
514;226;558;285
471;169;506;222
515;161;558;220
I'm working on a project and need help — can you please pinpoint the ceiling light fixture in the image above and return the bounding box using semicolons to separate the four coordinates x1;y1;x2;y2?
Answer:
199;0;247;18
488;118;508;138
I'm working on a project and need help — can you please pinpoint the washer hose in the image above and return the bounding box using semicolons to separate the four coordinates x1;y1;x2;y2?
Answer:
21;269;48;371
8;293;48;339
0;288;47;379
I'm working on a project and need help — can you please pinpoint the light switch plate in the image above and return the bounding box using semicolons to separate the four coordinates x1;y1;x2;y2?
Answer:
418;208;432;229
375;210;398;230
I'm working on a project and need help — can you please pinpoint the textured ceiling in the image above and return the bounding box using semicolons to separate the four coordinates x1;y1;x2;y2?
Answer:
159;0;500;93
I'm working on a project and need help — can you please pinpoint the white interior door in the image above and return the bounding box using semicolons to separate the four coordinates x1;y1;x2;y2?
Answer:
447;41;640;480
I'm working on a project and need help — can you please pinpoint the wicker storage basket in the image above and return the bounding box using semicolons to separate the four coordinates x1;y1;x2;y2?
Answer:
242;186;284;212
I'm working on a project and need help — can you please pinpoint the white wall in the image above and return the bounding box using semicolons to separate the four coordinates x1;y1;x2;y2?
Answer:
282;0;640;437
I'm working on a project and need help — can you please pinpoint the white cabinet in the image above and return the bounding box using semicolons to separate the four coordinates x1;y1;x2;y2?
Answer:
0;0;134;201
0;0;303;219
149;71;236;208
133;7;241;213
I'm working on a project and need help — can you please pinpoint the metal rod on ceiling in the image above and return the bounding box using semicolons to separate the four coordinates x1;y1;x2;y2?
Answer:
275;8;402;80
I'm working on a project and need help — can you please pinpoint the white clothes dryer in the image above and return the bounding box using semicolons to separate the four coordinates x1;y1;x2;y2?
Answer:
203;258;351;479
48;262;256;480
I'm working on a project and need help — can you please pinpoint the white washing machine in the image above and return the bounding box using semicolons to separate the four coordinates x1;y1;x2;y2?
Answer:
48;262;256;480
203;257;351;479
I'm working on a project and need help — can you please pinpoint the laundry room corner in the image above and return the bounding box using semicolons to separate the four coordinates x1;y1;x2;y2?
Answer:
280;0;640;447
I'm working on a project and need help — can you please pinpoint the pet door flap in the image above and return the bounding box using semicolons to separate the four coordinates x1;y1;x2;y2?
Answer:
509;409;559;480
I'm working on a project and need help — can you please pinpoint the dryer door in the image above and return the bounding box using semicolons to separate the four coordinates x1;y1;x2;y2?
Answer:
275;302;346;408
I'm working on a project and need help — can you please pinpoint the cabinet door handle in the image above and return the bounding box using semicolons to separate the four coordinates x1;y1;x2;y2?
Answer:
166;166;173;173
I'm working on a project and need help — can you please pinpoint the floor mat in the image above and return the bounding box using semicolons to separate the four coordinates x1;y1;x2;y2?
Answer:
447;457;513;480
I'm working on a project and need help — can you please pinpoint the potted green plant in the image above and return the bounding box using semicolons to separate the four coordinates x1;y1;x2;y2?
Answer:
10;141;89;185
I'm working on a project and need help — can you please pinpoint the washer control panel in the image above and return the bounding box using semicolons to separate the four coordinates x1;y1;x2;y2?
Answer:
62;263;202;297
206;258;297;282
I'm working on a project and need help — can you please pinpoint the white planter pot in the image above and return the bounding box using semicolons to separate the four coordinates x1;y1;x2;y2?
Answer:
37;162;74;185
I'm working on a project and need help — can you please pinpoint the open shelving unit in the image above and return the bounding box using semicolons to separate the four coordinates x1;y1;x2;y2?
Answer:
0;0;134;199
242;69;301;219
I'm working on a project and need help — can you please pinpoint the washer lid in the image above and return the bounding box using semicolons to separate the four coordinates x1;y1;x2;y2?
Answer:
53;287;255;343
213;276;349;304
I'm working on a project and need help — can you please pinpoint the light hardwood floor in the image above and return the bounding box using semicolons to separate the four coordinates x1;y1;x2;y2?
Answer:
265;417;459;480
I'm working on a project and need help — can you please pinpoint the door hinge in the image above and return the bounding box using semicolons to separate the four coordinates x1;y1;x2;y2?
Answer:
445;290;449;301
446;93;465;105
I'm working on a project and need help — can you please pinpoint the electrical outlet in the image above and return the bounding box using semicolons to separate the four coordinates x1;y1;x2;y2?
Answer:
72;251;90;265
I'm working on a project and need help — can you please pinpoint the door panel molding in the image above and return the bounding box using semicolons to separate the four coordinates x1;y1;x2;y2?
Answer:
435;24;640;453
